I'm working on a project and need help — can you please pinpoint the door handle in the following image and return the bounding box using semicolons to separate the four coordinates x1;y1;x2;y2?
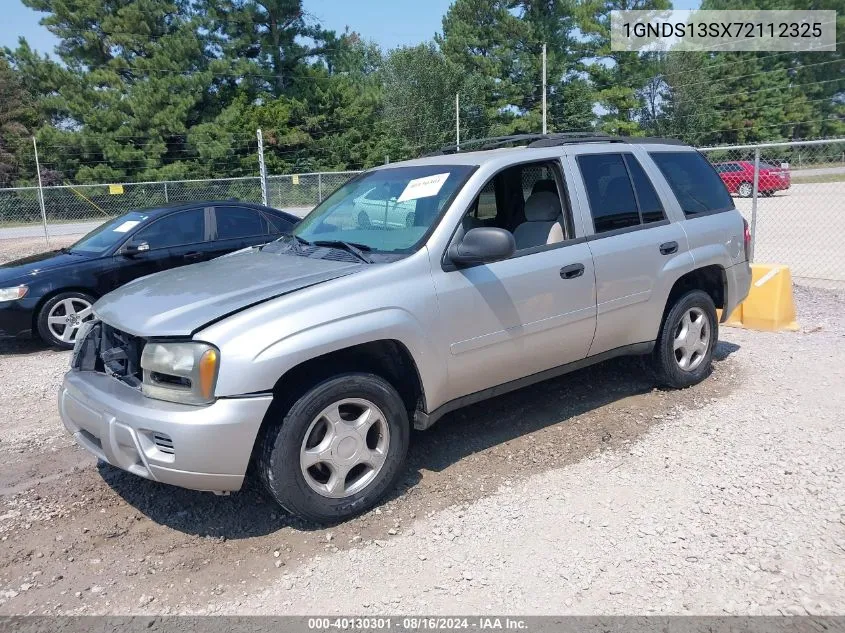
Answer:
560;263;585;279
659;241;678;255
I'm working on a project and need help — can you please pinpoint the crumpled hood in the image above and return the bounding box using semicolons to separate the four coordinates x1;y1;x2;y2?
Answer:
94;247;365;337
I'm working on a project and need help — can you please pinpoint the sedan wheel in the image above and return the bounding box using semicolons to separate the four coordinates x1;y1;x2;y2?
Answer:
37;292;96;349
738;181;753;198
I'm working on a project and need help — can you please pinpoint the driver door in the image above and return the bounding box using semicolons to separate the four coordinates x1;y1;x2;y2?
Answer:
429;160;597;404
110;208;209;289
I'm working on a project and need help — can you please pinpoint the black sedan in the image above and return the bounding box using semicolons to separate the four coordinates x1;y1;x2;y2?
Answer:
0;201;298;348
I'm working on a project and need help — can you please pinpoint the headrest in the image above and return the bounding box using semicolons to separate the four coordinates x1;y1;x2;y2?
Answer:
524;191;561;222
531;179;557;195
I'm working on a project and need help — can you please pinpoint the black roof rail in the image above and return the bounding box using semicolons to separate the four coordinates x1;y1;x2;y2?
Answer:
426;132;685;156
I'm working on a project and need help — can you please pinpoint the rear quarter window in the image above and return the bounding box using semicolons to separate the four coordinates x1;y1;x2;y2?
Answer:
649;151;733;215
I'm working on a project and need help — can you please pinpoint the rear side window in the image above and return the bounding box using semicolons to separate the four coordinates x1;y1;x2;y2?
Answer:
649;152;733;215
625;156;665;224
577;154;639;233
576;153;665;233
215;206;267;239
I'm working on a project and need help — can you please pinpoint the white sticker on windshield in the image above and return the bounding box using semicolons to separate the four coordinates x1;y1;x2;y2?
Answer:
396;173;450;203
113;220;140;233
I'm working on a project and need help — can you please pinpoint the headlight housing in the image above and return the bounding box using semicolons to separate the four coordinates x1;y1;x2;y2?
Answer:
140;342;220;405
0;285;28;301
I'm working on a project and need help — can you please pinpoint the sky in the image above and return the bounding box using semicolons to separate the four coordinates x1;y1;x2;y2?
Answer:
3;0;704;58
2;0;453;56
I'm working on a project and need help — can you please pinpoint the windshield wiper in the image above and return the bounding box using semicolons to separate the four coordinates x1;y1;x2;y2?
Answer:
311;239;373;264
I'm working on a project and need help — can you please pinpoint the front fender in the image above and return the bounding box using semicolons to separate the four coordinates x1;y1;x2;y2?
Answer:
212;307;445;405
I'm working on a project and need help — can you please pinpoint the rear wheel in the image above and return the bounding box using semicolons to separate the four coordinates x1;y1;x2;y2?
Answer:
652;290;718;389
258;373;410;524
36;291;96;349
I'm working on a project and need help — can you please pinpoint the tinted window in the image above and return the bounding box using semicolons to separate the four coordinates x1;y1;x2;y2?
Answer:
625;155;665;224
265;212;293;234
577;154;640;233
134;209;205;249
650;152;733;215
216;206;266;239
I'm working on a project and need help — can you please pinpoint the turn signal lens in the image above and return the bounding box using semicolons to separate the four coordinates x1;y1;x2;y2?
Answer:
198;348;219;400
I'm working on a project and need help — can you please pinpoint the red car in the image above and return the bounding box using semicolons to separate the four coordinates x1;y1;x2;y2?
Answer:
713;161;791;197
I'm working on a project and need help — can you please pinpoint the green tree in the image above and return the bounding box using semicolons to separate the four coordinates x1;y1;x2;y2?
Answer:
380;43;490;156
578;0;670;136
0;57;37;187
10;0;221;183
203;0;334;99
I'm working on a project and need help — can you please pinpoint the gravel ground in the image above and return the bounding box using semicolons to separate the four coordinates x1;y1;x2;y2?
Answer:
0;236;79;265
0;273;842;615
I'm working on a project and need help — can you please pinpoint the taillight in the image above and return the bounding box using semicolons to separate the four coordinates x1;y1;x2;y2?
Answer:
743;218;751;261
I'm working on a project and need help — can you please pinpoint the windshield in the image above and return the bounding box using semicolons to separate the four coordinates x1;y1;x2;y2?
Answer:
292;165;474;253
69;211;150;254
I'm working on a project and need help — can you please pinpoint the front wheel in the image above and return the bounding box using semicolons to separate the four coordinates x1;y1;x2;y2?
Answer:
738;181;753;198
652;290;718;389
258;373;410;524
36;291;96;349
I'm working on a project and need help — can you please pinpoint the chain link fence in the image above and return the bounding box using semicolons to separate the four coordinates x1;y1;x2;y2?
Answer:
0;172;361;240
699;138;845;287
2;141;845;287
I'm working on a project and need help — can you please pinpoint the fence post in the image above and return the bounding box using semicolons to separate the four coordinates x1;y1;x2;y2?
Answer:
318;173;323;202
751;147;760;261
256;128;269;206
32;137;49;245
542;43;547;135
455;93;460;151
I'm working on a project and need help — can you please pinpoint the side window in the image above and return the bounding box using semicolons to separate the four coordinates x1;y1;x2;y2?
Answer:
133;209;205;249
215;206;266;239
475;180;498;221
577;153;640;233
624;155;666;224
649;151;733;215
460;160;569;252
264;212;292;235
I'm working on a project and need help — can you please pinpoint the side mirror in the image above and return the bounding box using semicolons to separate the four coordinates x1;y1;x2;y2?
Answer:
448;227;515;266
123;240;150;256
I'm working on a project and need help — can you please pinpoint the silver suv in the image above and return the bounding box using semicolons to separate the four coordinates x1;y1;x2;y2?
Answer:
60;134;752;523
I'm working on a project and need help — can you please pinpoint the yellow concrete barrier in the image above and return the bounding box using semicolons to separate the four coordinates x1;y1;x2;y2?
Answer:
720;264;798;332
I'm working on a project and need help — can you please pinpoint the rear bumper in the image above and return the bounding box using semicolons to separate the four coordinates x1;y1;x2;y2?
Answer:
59;370;273;492
722;261;752;322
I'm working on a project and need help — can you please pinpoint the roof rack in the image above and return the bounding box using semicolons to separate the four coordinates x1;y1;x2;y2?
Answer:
428;132;685;155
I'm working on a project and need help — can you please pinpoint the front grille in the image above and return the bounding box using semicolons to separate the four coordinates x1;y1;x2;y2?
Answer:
152;432;175;455
74;321;145;388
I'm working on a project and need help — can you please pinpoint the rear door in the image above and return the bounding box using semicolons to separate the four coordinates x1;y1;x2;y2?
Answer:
567;147;693;356
208;205;277;257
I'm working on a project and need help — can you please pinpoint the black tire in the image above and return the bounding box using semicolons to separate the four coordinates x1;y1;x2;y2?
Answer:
257;373;410;524
36;291;96;349
738;181;753;198
652;290;718;389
